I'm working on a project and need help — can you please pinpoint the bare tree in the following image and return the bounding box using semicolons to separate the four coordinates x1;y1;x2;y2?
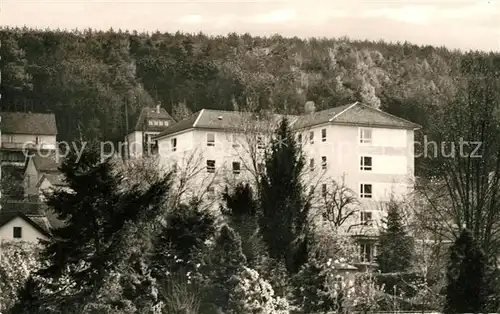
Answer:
313;175;360;228
415;55;500;261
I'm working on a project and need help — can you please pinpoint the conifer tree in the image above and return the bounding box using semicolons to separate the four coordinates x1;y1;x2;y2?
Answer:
207;225;247;312
20;140;171;310
377;201;414;273
259;117;310;273
221;183;260;265
444;229;487;314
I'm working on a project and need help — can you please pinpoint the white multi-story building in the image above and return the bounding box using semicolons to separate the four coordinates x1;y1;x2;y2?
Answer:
153;102;421;264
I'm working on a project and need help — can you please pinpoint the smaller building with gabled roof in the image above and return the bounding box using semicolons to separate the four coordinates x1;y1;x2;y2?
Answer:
124;104;176;159
0;201;53;243
23;153;68;200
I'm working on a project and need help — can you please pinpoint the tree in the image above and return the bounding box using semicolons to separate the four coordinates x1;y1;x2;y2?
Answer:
259;117;311;273
416;53;500;262
444;229;488;314
19;140;172;311
377;200;414;273
221;183;261;266
316;176;359;229
205;225;247;312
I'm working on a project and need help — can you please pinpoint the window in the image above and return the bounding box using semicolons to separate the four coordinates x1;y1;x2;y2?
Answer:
321;128;327;142
207;186;216;200
360;243;373;263
360;156;372;171
232;134;240;148
207;133;215;146
321;184;327;197
171;138;177;152
309;131;314;144
232;161;241;174
360;128;373;144
321;156;327;170
206;160;216;173
148;120;154;126
309;158;315;171
297;133;302;143
360;184;373;198
309;185;315;195
13;227;22;239
35;136;40;144
360;211;373;225
8;135;14;142
257;136;264;149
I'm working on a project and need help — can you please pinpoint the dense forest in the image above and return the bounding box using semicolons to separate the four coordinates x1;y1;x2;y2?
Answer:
1;27;499;144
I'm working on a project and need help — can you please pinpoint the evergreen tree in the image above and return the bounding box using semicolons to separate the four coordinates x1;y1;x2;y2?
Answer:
207;225;247;312
444;229;487;314
151;203;216;278
377;201;414;273
221;183;261;266
20;141;171;310
259;117;310;273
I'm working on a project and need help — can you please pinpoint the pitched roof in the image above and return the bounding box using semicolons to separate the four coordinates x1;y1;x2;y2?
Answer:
30;154;60;173
131;106;176;133
153;102;420;138
37;173;68;187
0;201;52;237
155;109;299;139
0;112;57;135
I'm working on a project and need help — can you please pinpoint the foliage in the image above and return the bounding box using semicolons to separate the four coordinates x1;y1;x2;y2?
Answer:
259;117;310;274
444;228;489;314
228;266;290;314
292;256;348;313
204;225;247;312
12;142;172;312
0;242;41;312
221;183;261;266
377;200;414;273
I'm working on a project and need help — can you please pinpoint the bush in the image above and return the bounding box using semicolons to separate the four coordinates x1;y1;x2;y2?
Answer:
228;266;290;314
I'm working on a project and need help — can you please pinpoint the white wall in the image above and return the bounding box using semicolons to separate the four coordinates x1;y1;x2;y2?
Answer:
156;123;416;231
1;133;57;150
125;131;143;158
0;217;48;243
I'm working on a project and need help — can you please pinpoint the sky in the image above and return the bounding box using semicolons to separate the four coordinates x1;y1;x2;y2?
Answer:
1;0;499;52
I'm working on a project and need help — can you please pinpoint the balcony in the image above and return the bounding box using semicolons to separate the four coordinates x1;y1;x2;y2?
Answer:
1;142;56;151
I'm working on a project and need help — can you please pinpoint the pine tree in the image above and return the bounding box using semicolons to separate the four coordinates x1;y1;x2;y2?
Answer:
221;183;260;266
207;225;247;312
377;201;414;273
259;117;310;273
22;141;171;310
444;229;487;314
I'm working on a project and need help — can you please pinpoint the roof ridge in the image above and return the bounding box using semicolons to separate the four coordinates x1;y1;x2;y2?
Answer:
356;103;422;129
193;109;204;128
329;102;359;122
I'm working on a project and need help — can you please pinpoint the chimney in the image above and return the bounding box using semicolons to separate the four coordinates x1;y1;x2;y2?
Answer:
304;101;315;114
156;102;161;114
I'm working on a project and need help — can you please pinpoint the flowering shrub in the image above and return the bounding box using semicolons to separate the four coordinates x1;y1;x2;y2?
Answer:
228;266;290;314
0;241;41;312
292;256;355;313
345;272;385;313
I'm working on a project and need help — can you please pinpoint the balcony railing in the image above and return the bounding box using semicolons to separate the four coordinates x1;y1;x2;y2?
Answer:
1;142;56;150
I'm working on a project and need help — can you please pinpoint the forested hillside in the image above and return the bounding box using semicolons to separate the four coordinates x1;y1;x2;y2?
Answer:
1;27;499;143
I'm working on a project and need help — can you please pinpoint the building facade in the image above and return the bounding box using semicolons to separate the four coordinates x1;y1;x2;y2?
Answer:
151;102;421;264
124;104;176;159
